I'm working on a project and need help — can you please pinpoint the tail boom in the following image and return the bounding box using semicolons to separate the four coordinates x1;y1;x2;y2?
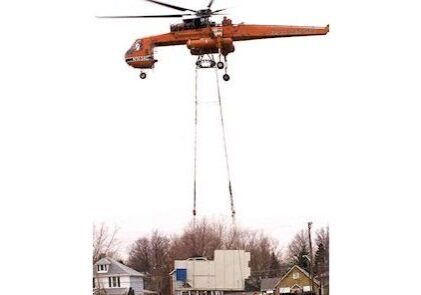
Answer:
227;24;329;41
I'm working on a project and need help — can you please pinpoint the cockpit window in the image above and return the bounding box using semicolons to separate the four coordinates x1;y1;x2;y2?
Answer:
134;40;142;51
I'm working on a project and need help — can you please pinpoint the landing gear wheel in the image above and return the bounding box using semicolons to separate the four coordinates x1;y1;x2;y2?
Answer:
223;74;230;81
217;61;225;69
140;72;147;79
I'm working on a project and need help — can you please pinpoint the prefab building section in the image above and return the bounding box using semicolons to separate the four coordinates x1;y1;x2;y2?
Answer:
173;250;251;293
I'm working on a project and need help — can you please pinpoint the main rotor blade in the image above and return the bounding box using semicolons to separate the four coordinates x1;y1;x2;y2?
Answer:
212;8;227;14
144;0;197;13
207;0;215;8
97;14;190;18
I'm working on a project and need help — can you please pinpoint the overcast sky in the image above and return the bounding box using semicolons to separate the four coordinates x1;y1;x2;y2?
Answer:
1;0;421;293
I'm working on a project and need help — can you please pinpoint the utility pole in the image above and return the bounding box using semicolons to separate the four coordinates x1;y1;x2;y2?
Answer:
308;222;316;295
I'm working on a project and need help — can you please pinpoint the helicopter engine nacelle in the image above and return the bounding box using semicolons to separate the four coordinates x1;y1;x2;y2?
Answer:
187;38;234;55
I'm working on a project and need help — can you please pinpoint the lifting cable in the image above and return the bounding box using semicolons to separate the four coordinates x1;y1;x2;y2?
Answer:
192;67;199;225
192;56;236;224
214;66;236;222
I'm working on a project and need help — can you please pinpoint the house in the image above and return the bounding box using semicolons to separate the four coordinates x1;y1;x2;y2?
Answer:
274;265;320;295
171;250;251;295
93;257;148;295
260;278;280;295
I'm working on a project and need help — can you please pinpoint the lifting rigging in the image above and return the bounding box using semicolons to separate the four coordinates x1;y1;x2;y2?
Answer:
192;55;236;223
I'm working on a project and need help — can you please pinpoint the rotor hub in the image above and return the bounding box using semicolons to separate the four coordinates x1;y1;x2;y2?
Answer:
197;9;213;18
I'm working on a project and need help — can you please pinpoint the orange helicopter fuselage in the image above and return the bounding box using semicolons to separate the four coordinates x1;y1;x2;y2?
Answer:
125;20;329;69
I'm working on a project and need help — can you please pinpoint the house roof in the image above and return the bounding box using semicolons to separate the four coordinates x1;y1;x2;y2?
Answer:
277;265;320;286
94;257;145;277
260;278;280;291
95;258;112;265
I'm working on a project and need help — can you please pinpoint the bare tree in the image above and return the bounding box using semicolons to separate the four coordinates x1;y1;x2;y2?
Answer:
127;231;171;295
150;231;171;295
169;218;225;260
93;223;121;263
241;231;279;279
224;225;242;249
286;230;310;270
127;237;151;272
149;230;171;272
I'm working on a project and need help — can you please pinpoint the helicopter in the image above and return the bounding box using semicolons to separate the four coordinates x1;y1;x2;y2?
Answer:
98;0;329;81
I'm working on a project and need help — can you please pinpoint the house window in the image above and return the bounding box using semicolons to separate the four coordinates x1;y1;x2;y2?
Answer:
181;292;189;295
292;272;300;279
93;278;96;289
109;276;121;288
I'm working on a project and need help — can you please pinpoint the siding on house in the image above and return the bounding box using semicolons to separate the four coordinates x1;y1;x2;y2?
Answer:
130;276;145;295
97;276;131;288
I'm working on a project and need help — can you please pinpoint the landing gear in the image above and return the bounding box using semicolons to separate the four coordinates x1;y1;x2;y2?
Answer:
222;55;230;82
139;72;147;79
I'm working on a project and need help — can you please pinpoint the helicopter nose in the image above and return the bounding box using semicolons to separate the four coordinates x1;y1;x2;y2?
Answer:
125;56;134;65
125;49;134;65
125;49;131;59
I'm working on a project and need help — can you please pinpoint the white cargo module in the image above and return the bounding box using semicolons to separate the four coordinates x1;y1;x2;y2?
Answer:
171;250;251;295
